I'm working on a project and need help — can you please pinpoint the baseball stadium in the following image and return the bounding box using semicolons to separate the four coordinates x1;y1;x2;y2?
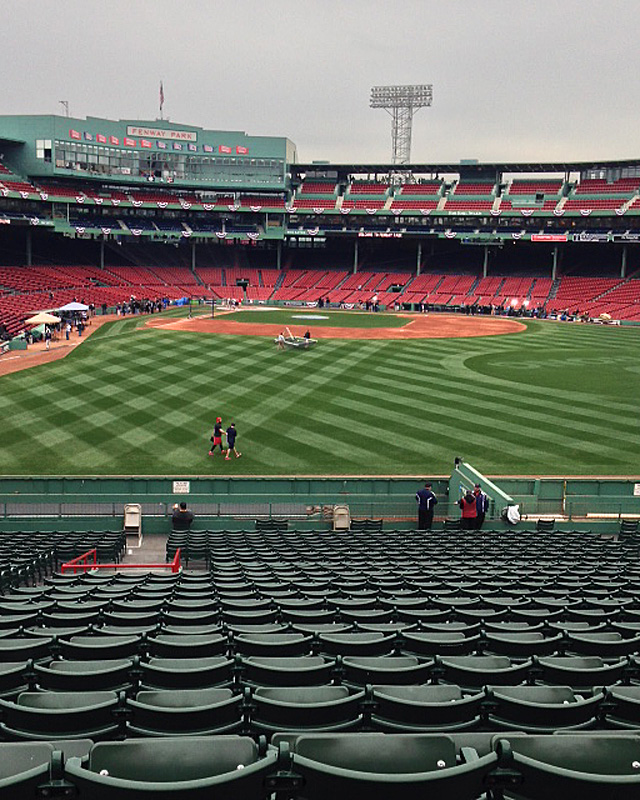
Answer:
0;109;639;796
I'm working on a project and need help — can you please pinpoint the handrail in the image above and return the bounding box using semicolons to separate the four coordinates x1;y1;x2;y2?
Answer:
61;548;97;574
62;548;181;574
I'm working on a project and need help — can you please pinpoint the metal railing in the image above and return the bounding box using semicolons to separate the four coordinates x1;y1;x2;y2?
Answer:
62;548;182;574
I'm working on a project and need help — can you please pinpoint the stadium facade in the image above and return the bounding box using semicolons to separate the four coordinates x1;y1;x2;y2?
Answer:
0;113;640;332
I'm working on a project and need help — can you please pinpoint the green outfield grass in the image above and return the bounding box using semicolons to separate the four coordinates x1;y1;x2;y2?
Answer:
0;314;638;476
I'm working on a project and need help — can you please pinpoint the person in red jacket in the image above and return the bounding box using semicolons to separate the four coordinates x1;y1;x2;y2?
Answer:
458;490;478;530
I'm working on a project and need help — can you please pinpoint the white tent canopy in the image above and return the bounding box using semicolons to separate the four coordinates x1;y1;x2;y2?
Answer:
58;301;89;311
25;312;61;325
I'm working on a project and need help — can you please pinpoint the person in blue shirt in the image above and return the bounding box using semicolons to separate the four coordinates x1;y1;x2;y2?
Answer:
415;482;437;530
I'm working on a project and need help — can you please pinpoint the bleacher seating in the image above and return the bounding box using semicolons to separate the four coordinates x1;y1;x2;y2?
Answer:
507;179;563;195
0;524;635;795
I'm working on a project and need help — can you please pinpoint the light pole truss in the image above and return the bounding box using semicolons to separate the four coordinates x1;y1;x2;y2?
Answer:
370;84;433;165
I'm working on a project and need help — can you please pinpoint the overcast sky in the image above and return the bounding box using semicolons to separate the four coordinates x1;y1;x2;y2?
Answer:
3;0;639;165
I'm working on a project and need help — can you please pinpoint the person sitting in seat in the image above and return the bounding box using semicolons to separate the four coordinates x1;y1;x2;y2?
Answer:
171;501;194;531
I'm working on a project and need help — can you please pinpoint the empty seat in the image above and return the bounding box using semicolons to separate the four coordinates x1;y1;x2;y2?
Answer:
492;734;640;799
341;655;433;686
240;656;335;687
233;632;313;657
486;685;603;732
34;659;133;692
437;656;532;689
140;657;234;690
0;691;120;740
0;742;55;795
64;736;278;797
251;686;364;734
402;632;480;657
535;656;628;690
127;688;243;736
148;633;228;659
602;686;640;728
369;685;483;732
317;632;395;657
58;635;142;660
284;732;498;800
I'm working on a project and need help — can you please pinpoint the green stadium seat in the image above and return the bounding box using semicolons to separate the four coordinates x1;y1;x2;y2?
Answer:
64;736;278;798
491;735;640;799
0;742;55;795
140;657;235;690
368;685;483;732
58;634;142;660
284;732;498;800
485;685;603;732
240;655;335;687
0;691;121;740
250;686;364;734
233;632;313;657
34;659;133;692
127;688;243;736
340;655;433;686
148;633;228;659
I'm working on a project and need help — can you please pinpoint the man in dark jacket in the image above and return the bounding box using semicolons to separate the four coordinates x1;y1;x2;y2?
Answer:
415;482;437;530
474;483;489;529
171;501;194;531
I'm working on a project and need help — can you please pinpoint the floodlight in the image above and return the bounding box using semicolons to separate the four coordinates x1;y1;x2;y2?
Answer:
370;84;433;164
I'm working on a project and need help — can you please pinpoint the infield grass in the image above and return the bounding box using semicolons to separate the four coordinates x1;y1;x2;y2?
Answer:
224;309;409;328
0;314;638;476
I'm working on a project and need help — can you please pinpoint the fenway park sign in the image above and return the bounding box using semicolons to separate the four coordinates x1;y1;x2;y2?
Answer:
126;126;197;142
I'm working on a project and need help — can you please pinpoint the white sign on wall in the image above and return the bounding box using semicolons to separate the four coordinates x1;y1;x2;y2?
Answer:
634;483;640;497
172;480;190;494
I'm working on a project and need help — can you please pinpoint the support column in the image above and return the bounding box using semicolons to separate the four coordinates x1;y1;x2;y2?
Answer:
276;240;282;270
353;239;358;274
26;228;32;266
191;241;196;272
416;242;422;275
483;246;489;278
99;238;104;270
621;245;627;278
552;246;558;281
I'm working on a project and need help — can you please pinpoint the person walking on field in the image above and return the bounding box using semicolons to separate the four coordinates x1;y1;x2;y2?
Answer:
459;490;478;530
474;483;489;529
415;482;437;530
224;422;241;460
208;417;225;456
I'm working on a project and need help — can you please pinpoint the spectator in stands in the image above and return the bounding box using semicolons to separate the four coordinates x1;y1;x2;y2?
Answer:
171;501;194;531
473;484;489;530
459;490;478;530
415;482;437;530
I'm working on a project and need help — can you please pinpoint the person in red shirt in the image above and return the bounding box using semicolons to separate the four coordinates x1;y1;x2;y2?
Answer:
458;490;478;530
208;417;225;456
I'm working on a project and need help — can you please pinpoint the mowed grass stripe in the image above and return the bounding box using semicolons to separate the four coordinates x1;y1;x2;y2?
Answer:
357;364;640;446
1;318;639;475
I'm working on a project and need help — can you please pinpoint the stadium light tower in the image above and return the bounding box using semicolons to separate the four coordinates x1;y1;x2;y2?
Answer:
370;84;433;165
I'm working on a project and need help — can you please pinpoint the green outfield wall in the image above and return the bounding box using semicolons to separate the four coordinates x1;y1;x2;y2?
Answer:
0;474;638;535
